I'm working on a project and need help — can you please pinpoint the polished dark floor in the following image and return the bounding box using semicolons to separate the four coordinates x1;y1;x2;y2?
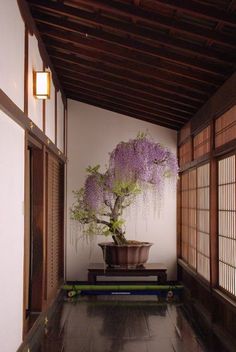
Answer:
33;295;228;352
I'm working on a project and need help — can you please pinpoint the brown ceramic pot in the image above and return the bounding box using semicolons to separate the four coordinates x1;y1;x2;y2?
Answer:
98;242;153;267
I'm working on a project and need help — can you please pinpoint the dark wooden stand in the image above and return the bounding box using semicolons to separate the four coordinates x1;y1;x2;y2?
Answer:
88;263;167;284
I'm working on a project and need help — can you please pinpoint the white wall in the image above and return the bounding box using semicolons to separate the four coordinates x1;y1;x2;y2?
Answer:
28;33;43;129
45;69;55;143
0;0;65;147
0;2;25;350
0;2;66;351
0;111;25;352
67;100;177;281
0;0;24;110
57;91;64;152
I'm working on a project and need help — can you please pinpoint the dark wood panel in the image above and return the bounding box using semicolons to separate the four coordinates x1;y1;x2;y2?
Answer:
45;153;64;304
31;147;44;312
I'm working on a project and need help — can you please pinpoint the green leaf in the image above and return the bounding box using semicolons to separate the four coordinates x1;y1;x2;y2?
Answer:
112;180;141;196
110;219;125;231
137;131;147;139
86;164;100;174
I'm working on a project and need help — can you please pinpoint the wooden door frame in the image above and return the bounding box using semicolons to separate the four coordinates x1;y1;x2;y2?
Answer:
23;134;46;335
23;134;65;336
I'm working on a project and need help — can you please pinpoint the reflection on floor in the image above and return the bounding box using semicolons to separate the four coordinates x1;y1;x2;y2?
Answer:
32;295;229;352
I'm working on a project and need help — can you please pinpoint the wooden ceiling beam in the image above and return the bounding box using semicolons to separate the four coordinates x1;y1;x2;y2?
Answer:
64;84;185;125
66;91;182;130
33;13;230;78
48;48;207;104
152;0;236;27
62;78;188;123
52;56;202;110
25;0;236;130
58;70;192;118
62;0;236;48
28;0;235;64
39;26;225;85
55;65;195;116
40;19;236;66
44;37;217;94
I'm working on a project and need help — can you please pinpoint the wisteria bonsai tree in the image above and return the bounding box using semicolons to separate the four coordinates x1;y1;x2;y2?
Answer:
71;133;178;245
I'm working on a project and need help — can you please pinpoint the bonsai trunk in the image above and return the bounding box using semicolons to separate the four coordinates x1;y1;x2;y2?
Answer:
111;195;128;245
112;232;127;245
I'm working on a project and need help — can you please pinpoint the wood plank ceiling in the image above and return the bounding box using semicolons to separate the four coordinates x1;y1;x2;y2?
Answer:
26;0;236;130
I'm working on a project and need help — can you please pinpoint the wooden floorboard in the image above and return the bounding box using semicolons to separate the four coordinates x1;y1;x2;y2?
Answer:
28;295;230;352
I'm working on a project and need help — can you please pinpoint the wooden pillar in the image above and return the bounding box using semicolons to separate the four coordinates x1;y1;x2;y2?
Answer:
209;121;218;288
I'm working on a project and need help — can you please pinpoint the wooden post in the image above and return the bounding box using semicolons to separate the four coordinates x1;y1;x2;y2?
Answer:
209;121;218;288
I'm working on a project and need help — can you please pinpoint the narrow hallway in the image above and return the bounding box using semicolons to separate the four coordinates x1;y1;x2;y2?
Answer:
28;295;226;352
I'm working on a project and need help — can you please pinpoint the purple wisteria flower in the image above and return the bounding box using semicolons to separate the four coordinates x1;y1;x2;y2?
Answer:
109;137;178;187
71;135;178;244
84;173;104;211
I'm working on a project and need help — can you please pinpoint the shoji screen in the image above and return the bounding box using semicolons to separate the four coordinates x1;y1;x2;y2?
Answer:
197;163;210;281
46;153;64;303
215;106;236;148
180;169;197;267
179;140;192;168
193;126;211;160
218;155;236;296
181;172;189;262
188;169;197;269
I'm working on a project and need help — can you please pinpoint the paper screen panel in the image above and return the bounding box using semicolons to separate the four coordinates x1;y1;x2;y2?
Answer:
179;140;192;168
188;169;197;268
215;106;236;148
193;126;211;160
179;122;191;145
181;172;189;262
197;163;210;281
218;155;236;296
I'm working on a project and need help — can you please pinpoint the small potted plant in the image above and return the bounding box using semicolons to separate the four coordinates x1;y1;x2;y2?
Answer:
71;133;178;267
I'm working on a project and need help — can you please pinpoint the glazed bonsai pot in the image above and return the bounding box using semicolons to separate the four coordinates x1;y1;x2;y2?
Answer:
98;242;153;267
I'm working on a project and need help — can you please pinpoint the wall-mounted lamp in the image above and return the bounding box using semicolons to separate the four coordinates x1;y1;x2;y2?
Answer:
33;71;50;99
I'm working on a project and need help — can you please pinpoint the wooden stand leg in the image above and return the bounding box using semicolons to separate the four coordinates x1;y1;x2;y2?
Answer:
158;272;167;284
88;272;96;284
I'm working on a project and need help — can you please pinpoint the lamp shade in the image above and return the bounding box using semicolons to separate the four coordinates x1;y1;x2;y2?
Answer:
33;71;50;99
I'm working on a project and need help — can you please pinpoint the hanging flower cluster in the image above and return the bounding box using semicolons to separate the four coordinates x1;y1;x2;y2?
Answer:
109;136;178;188
71;134;178;244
